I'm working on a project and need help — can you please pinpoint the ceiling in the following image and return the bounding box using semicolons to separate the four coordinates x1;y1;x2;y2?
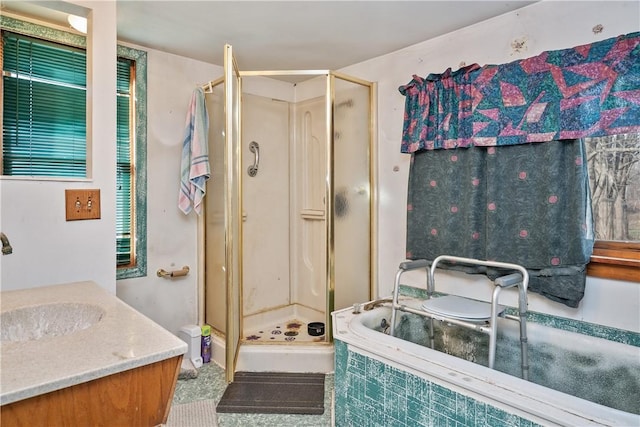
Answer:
2;1;538;75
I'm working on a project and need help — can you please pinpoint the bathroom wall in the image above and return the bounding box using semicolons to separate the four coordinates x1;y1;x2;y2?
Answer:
2;0;638;338
0;4;219;332
0;1;117;294
115;47;222;333
340;0;640;332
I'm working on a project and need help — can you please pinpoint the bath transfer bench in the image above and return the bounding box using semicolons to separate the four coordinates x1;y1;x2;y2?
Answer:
390;255;530;380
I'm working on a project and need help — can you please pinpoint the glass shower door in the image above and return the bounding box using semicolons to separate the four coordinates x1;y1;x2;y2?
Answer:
224;44;243;383
330;73;374;316
203;44;242;383
204;80;226;337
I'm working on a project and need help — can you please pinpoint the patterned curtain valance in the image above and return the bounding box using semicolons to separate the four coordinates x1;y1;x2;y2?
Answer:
399;32;640;153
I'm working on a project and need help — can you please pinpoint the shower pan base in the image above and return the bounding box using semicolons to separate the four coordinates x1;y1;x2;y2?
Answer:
243;304;326;344
210;334;334;374
244;319;326;343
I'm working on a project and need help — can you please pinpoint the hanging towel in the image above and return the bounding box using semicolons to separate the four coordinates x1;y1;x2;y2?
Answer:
179;87;210;215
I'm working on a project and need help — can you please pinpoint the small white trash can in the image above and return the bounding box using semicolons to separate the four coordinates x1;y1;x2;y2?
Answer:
177;324;203;368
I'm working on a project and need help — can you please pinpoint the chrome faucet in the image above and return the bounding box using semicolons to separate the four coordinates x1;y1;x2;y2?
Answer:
1;232;13;255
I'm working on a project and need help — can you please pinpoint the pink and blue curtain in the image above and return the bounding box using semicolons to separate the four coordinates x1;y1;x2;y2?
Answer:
400;32;640;307
400;32;640;153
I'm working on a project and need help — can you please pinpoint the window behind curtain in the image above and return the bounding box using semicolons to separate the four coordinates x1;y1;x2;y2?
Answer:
585;134;640;242
584;133;640;281
2;31;87;177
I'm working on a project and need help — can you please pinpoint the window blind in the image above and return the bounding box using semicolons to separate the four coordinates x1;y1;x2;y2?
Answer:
117;57;134;267
2;31;87;177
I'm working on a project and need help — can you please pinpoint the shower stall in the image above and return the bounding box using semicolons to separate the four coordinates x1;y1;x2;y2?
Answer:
199;46;375;381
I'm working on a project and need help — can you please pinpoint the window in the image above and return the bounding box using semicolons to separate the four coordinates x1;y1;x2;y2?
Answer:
115;46;147;279
2;32;87;177
585;133;640;282
116;57;135;270
1;16;147;279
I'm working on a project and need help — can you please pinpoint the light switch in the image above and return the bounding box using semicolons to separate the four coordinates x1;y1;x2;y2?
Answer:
65;189;101;221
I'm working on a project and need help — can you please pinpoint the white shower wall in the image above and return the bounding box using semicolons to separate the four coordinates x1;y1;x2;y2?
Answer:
241;94;291;316
241;77;328;320
291;95;327;314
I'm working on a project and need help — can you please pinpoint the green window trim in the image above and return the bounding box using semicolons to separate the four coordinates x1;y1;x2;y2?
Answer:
1;15;147;279
116;44;148;280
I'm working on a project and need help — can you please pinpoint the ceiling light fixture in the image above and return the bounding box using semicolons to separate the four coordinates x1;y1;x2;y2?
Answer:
67;15;87;34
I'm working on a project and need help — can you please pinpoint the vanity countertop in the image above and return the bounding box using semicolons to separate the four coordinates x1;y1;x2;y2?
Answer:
0;281;187;405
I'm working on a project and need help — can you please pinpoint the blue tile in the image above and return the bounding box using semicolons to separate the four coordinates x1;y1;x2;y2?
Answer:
365;375;385;403
486;405;522;427
336;342;544;427
366;356;387;378
363;403;386;427
429;409;458;427
347;351;367;375
347;380;366;402
430;383;457;420
386;391;408;424
454;393;473;424
384;412;408;427
470;400;488;427
406;371;431;400
387;366;409;396
407;415;429;427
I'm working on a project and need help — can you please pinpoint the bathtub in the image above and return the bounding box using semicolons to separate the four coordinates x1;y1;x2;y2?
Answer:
332;296;640;427
1;281;187;426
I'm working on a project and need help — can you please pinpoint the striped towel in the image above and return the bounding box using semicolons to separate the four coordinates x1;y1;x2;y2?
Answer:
178;87;210;215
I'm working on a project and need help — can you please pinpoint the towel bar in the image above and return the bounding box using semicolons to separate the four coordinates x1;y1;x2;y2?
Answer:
157;266;190;278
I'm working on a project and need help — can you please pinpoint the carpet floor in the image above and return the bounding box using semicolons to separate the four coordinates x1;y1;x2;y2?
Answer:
165;399;219;427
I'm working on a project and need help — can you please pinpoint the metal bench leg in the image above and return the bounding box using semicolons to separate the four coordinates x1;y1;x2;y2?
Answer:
488;286;503;369
428;317;435;349
518;284;529;381
389;267;404;337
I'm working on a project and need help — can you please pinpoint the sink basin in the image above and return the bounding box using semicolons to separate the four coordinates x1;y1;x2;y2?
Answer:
1;303;105;342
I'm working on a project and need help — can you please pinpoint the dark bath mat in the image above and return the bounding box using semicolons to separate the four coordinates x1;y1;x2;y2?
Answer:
216;372;325;415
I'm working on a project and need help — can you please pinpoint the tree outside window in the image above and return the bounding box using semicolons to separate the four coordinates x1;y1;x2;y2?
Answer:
585;133;640;281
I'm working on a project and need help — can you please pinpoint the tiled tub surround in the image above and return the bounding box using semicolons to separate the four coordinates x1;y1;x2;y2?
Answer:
332;296;640;427
0;281;187;425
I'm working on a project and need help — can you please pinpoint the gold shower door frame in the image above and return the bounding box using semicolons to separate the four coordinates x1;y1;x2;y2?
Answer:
327;71;377;339
224;45;243;384
201;53;376;383
199;45;243;384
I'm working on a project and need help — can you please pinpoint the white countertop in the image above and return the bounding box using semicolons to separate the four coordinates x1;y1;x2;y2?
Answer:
0;281;187;405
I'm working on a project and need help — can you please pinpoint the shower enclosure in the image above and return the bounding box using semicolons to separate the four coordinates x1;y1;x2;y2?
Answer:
199;45;375;381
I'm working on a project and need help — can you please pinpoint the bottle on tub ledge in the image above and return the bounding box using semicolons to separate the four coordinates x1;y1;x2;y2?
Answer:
201;324;212;363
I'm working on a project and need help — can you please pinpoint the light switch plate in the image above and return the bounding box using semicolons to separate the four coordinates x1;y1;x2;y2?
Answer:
65;189;101;221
